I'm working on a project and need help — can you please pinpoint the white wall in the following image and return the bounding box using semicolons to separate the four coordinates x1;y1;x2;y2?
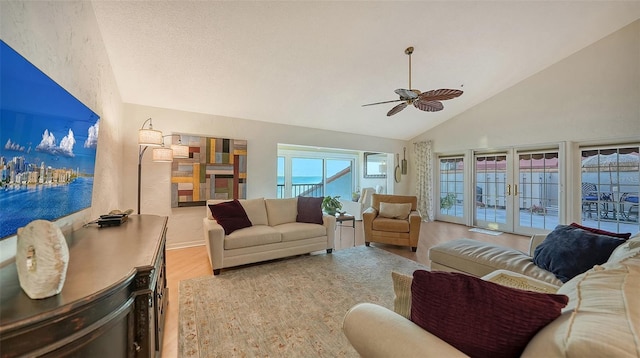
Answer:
0;1;123;262
411;19;639;153
122;104;410;248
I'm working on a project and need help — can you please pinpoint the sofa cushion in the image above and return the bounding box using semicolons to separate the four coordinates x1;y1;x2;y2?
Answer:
569;222;631;240
265;198;298;226
607;235;640;264
208;200;253;235
240;198;268;226
223;225;281;250
533;225;626;283
410;270;568;358
379;202;412;220
274;222;326;242
372;217;410;233
524;255;640;357
296;196;324;224
428;238;563;286
391;271;412;319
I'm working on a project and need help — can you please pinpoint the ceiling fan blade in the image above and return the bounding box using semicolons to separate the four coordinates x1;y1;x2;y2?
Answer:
387;102;408;116
418;89;463;102
362;99;404;107
394;89;418;100
414;99;444;112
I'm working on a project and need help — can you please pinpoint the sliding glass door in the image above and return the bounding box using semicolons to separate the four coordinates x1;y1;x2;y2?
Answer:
277;147;356;199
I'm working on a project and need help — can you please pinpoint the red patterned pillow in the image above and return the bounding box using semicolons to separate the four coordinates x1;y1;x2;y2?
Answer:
208;200;252;235
410;270;568;358
569;222;631;240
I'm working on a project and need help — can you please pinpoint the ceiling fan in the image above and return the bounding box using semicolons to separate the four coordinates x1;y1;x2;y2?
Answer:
362;47;463;116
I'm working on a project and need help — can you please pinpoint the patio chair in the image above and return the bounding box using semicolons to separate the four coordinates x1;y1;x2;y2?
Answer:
621;193;639;222
581;182;599;219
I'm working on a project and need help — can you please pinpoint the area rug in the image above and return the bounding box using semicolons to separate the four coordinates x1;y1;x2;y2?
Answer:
178;246;428;357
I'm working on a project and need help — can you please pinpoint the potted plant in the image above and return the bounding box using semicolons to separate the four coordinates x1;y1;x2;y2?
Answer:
440;193;456;210
322;195;343;216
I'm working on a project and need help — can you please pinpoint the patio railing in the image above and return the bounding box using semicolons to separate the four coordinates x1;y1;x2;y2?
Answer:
277;183;324;198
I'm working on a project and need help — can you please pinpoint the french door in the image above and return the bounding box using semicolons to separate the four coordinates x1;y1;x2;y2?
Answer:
474;148;560;234
475;152;512;232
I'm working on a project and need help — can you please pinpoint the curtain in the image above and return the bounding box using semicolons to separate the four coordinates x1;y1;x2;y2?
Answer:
414;141;434;221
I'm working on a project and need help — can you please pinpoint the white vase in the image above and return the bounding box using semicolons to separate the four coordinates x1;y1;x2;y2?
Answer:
16;220;69;299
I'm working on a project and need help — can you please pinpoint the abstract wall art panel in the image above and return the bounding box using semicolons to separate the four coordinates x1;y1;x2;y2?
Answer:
170;135;247;207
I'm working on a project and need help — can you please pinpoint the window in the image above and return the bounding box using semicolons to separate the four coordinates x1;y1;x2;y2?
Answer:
475;154;508;227
580;146;639;233
517;151;559;231
436;142;637;236
439;157;464;218
277;145;357;199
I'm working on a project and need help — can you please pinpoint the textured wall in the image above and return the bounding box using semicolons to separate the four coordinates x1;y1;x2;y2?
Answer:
0;1;123;261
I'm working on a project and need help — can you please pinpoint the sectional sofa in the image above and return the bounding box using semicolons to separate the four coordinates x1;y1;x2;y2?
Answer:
343;230;640;356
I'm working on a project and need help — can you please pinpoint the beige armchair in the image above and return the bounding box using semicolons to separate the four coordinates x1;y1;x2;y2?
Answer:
363;194;422;252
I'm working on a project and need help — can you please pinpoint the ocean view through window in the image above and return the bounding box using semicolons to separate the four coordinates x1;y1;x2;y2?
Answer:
277;145;357;200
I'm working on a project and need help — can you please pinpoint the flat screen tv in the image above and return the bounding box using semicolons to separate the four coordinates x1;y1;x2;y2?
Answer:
0;40;100;240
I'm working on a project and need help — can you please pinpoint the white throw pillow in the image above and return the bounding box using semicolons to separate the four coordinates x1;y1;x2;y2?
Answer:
379;202;411;220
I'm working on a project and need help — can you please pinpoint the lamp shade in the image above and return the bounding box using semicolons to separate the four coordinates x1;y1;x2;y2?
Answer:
138;128;163;146
152;147;173;162
171;144;189;159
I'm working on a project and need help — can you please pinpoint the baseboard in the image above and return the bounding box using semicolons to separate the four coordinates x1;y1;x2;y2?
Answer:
167;240;205;250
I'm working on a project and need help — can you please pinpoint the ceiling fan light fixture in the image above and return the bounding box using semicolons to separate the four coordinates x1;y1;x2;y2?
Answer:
362;46;463;116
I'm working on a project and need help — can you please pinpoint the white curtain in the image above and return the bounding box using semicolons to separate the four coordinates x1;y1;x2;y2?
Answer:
414;141;434;221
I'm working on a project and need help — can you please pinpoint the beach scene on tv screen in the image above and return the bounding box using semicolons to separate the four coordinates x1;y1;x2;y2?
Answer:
0;40;100;239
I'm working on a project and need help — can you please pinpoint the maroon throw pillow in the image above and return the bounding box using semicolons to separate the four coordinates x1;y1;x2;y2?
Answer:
569;222;631;240
208;200;252;235
410;270;568;358
296;196;324;224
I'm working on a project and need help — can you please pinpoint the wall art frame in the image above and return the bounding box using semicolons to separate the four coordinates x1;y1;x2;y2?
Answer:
170;134;247;207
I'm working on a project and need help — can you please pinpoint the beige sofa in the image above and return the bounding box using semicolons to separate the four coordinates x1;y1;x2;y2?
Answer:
203;198;336;275
343;233;640;357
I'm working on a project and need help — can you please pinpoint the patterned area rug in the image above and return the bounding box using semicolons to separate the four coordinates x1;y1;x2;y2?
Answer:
179;246;428;357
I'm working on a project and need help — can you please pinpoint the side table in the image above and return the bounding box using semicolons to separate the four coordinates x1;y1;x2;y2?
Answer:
336;214;356;247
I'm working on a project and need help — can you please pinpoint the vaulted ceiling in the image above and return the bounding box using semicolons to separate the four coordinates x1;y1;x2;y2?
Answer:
92;1;640;140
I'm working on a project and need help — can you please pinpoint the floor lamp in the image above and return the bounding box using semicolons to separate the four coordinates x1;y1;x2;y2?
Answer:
137;118;189;214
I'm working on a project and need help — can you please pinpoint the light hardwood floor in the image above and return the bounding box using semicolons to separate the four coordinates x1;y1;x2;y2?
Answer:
161;221;530;356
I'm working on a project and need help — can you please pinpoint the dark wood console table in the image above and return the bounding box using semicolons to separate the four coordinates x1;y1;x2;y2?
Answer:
0;214;168;358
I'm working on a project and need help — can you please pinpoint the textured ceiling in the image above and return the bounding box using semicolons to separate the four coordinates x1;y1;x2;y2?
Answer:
92;1;640;140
